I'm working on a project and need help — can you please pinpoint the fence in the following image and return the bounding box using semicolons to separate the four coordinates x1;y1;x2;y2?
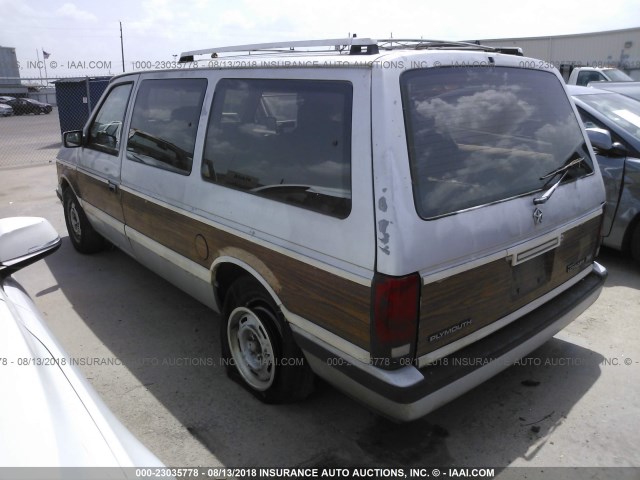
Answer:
0;76;111;169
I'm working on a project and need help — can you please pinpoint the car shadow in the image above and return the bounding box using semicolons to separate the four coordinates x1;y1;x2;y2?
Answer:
596;247;640;289
42;237;606;469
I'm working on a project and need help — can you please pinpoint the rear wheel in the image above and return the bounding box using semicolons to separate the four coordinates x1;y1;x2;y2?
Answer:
221;276;314;403
63;190;105;254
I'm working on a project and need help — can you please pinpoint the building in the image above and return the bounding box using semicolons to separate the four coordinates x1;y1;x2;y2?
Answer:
0;46;28;96
477;27;640;80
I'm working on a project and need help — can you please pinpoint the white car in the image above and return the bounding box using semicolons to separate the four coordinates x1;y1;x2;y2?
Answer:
0;217;164;468
565;66;634;86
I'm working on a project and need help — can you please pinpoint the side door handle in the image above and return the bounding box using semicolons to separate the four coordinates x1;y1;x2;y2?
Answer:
108;181;119;194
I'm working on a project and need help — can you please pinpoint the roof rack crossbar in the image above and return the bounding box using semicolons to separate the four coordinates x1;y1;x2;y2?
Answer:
179;37;378;62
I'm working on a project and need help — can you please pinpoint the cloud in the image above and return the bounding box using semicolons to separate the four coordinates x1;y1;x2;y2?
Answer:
2;0;638;78
55;3;97;22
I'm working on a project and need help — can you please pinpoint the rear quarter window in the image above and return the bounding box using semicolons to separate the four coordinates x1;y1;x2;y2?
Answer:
401;67;593;219
202;79;353;218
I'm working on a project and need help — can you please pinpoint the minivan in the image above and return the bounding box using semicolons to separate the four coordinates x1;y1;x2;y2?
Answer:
56;37;608;421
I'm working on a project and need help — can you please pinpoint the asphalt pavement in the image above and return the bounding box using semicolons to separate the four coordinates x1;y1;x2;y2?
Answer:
0;114;639;477
0;109;61;168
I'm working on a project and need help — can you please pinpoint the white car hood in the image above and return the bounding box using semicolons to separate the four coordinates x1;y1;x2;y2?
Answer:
0;279;162;468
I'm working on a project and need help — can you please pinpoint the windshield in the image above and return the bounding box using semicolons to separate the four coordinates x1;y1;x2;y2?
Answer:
576;92;640;138
401;66;593;219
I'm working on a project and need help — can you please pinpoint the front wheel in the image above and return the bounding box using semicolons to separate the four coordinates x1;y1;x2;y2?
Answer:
63;190;105;253
221;277;314;403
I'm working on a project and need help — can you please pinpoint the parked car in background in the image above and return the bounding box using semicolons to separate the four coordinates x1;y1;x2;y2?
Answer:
564;66;634;86
0;97;52;115
569;85;640;261
0;103;13;117
0;217;164;467
589;82;640;102
0;95;16;103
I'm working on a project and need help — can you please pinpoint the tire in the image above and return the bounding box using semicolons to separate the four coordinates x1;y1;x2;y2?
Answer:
631;222;640;263
221;276;314;403
63;190;105;254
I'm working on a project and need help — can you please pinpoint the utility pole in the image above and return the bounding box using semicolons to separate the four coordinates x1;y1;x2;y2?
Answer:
42;48;49;86
35;49;43;86
120;21;125;73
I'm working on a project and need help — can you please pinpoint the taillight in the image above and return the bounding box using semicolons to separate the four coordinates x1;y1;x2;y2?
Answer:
371;272;420;369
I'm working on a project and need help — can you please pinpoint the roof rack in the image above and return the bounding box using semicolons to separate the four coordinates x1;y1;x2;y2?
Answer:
178;37;379;62
178;37;523;62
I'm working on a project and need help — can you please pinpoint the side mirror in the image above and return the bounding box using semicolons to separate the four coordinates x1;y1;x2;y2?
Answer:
0;217;61;277
63;130;83;148
586;127;628;157
586;127;613;152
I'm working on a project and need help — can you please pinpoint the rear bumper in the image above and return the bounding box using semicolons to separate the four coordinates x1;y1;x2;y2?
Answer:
293;262;607;421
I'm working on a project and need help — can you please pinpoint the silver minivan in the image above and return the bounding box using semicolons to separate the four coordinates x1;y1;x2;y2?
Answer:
56;38;608;421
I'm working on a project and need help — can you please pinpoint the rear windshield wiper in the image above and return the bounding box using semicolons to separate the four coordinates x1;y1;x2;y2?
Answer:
533;156;585;205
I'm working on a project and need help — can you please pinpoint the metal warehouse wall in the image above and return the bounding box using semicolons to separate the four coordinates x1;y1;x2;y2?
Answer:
477;27;640;79
0;46;20;84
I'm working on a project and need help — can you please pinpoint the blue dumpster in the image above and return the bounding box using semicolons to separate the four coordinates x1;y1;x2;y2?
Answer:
54;76;111;135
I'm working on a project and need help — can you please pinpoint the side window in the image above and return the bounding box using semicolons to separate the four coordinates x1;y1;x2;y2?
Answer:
127;78;207;175
577;71;606;86
88;83;133;154
202;79;353;218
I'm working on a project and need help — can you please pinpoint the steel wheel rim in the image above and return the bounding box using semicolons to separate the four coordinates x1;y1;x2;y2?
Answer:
227;306;275;391
68;201;82;240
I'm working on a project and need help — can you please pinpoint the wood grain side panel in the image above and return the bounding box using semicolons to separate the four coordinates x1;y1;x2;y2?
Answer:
121;191;371;349
417;216;601;356
75;171;124;222
57;163;79;196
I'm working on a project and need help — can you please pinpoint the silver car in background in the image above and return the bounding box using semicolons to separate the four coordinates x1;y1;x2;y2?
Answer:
0;217;164;468
589;82;640;102
0;103;13;117
569;85;640;261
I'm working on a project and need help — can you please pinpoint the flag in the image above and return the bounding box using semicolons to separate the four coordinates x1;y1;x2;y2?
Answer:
43;50;51;59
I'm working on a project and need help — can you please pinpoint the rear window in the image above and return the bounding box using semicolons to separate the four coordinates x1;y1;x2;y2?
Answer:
401;67;593;219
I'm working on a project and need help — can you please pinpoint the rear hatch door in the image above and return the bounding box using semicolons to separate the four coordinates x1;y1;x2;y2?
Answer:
372;54;606;365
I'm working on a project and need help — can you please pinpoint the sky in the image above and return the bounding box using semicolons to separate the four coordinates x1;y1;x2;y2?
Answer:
1;0;639;80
